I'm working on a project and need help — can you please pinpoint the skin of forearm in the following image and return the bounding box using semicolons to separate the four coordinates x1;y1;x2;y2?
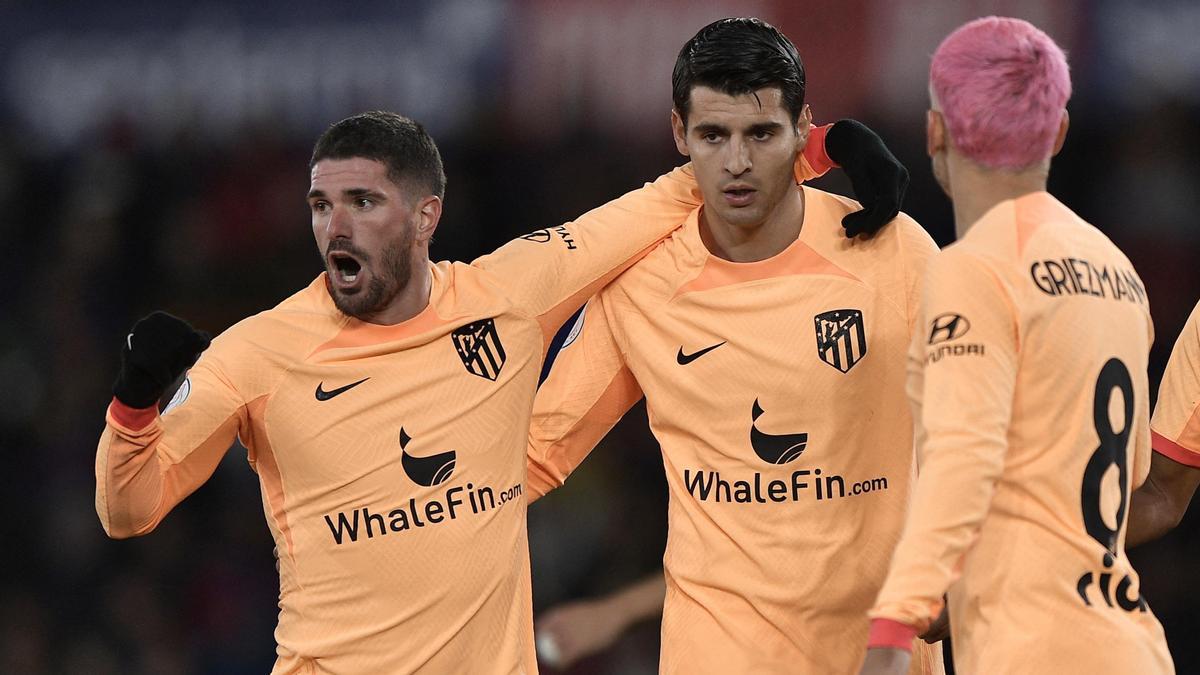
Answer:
1128;451;1200;547
1127;488;1170;548
1127;482;1186;548
602;573;666;627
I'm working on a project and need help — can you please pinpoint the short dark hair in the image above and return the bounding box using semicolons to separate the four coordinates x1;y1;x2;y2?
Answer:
672;18;806;127
310;111;446;199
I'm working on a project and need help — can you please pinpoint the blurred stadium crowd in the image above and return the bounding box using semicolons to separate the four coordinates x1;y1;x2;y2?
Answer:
2;0;1199;673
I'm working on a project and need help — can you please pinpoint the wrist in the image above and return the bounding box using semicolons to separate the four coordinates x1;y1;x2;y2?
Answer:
113;366;168;410
867;618;917;651
807;123;837;171
824;118;861;165
108;397;159;431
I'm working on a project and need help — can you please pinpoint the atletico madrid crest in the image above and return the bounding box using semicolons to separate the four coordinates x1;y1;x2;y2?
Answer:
452;318;507;381
814;309;867;373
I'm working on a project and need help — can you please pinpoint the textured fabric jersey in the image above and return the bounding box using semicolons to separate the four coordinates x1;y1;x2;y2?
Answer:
528;187;942;674
868;192;1174;674
1151;300;1200;465
96;166;716;675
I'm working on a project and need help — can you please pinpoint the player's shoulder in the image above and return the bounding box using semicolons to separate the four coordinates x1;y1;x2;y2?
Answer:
807;186;931;244
804;185;861;220
802;187;936;275
214;276;347;359
1184;300;1200;337
601;215;706;310
444;256;522;316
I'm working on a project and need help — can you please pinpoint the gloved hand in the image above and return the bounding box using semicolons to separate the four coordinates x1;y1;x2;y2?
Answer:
825;119;910;238
112;311;211;409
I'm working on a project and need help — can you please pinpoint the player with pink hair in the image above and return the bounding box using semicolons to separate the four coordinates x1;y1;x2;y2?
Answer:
929;16;1071;171
860;16;1175;675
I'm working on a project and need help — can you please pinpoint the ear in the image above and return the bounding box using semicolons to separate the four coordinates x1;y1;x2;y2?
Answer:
796;104;812;149
413;195;442;246
926;109;946;158
1051;109;1069;157
670;109;689;157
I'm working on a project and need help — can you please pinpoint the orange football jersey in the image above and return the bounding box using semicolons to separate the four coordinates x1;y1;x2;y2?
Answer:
869;192;1174;674
528;187;943;674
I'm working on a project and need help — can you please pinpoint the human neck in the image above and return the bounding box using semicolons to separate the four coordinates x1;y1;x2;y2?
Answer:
360;258;432;326
948;157;1049;239
699;187;804;262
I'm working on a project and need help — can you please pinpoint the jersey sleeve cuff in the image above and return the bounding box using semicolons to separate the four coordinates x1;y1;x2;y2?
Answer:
1152;430;1200;468
867;618;917;651
108;397;159;431
806;123;837;172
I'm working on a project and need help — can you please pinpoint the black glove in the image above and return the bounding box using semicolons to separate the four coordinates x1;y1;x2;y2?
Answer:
112;311;211;409
824;119;910;238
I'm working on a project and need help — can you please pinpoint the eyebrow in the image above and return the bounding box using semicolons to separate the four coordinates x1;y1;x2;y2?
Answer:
691;122;728;136
306;187;388;201
747;121;785;134
691;121;786;136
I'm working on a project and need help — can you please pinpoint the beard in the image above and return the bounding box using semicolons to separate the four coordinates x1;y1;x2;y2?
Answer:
326;227;415;321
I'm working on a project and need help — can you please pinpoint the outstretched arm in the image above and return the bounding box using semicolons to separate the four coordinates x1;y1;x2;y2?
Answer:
527;293;642;501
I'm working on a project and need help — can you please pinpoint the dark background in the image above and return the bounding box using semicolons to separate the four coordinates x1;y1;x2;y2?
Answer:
1;0;1198;672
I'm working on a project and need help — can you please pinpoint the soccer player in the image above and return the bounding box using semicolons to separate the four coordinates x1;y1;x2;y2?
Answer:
95;111;902;672
1127;299;1200;546
860;17;1174;675
527;18;944;674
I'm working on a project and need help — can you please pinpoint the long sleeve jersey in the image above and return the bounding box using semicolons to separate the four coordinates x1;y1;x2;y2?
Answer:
868;192;1174;674
527;186;943;674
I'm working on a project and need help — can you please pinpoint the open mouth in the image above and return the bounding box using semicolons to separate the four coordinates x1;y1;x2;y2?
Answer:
723;187;757;206
328;252;364;286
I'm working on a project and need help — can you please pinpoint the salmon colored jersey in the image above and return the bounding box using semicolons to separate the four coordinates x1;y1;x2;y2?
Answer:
868;192;1174;674
528;186;943;674
1151;300;1200;465
95;165;718;675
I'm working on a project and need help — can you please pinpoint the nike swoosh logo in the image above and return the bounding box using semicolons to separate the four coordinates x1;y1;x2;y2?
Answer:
315;377;370;401
677;341;726;365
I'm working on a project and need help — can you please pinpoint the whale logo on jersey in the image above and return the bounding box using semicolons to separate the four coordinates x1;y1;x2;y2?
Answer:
750;399;808;464
814;308;867;373
452;319;507;381
399;428;456;487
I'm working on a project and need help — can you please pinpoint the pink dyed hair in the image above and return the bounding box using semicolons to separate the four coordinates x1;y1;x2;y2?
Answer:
931;16;1071;169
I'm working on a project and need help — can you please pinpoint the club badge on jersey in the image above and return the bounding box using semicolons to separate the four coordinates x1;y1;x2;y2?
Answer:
814;309;867;373
452;319;506;381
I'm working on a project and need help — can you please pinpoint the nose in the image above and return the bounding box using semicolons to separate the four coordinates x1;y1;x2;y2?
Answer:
724;136;752;177
325;205;353;241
